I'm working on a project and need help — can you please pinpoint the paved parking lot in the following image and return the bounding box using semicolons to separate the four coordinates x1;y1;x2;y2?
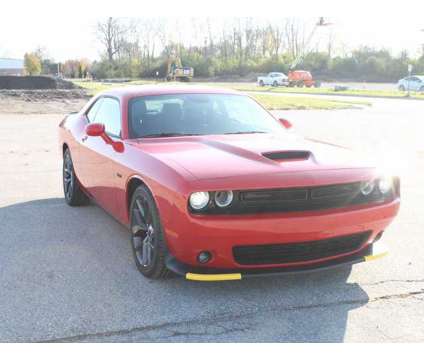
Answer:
0;95;423;342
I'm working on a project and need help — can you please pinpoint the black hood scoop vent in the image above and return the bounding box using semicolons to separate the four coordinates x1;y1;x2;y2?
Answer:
263;151;311;161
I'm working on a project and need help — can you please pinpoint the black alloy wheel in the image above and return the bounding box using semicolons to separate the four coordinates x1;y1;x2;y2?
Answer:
63;148;89;206
130;186;170;279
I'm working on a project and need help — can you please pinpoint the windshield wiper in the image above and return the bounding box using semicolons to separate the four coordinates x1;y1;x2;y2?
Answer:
223;131;268;135
142;132;200;138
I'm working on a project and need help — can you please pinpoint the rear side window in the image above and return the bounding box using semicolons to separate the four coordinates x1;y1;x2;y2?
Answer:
92;97;121;138
86;98;103;122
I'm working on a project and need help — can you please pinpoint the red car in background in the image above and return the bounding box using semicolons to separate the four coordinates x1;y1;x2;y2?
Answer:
59;85;400;281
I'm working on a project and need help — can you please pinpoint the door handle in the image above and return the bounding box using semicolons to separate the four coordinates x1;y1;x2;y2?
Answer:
81;135;88;142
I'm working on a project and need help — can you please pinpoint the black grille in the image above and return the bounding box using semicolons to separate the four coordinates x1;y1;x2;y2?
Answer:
233;231;371;265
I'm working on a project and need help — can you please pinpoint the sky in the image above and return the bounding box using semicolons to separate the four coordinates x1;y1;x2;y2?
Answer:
1;9;423;62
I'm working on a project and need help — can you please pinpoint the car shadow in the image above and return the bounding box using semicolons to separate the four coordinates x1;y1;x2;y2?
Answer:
0;198;369;342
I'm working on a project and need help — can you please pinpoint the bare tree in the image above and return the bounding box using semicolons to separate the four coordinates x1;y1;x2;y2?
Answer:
97;17;128;62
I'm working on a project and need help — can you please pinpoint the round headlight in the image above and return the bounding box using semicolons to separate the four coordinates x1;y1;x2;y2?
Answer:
360;181;375;196
214;190;234;208
189;192;210;210
378;177;392;194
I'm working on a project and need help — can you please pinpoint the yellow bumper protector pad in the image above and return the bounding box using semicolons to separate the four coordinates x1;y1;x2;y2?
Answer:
186;272;242;281
364;241;388;261
364;251;388;262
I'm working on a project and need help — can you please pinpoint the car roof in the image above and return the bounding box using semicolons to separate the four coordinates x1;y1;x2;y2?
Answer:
100;84;241;99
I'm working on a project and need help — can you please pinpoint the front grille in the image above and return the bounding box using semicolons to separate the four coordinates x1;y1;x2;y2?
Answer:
233;231;371;265
198;182;391;215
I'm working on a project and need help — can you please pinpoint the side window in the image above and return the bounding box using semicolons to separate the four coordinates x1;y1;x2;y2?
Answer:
86;98;103;122
94;98;121;137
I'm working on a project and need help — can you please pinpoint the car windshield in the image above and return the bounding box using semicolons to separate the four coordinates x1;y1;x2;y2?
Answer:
128;93;283;138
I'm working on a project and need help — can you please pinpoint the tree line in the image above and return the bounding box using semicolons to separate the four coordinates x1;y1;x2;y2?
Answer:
25;17;424;82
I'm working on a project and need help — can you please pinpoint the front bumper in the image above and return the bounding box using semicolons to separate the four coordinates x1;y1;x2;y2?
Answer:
164;199;399;269
165;241;388;281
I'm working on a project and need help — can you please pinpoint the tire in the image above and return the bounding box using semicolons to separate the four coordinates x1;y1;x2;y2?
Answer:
272;81;278;87
399;85;405;92
259;80;264;87
297;81;304;88
63;148;89;206
130;185;170;279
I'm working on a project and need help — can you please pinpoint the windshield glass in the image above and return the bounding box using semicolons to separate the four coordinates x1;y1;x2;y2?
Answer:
128;93;283;138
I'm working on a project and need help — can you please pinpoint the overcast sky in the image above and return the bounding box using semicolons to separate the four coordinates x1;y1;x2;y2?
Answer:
1;15;423;62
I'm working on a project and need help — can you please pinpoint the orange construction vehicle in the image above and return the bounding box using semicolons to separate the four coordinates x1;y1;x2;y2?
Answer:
288;70;320;88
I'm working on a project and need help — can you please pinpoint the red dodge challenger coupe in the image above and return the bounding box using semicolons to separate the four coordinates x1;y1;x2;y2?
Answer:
58;85;400;281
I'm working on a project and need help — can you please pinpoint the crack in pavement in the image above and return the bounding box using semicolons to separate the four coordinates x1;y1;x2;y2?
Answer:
361;279;424;286
36;287;424;343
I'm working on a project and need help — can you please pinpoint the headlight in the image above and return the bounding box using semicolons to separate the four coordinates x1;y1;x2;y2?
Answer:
360;180;375;196
214;190;234;208
378;177;393;194
189;192;210;210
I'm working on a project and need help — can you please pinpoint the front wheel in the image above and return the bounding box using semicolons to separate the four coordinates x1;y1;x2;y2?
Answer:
130;186;170;279
63;148;89;206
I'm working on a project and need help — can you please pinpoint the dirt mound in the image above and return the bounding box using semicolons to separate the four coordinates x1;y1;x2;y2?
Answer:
0;76;78;90
0;89;89;101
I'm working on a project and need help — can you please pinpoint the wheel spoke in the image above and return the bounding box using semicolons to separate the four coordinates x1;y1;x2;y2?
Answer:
132;208;147;228
135;199;145;217
133;235;143;252
141;240;149;265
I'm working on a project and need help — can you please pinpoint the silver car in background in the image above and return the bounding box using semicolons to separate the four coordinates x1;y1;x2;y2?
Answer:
397;75;424;92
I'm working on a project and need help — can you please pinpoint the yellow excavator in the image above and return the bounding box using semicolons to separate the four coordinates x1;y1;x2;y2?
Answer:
166;52;194;82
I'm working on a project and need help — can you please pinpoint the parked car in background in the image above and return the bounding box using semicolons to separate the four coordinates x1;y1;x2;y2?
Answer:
288;70;320;88
397;76;424;92
257;72;288;87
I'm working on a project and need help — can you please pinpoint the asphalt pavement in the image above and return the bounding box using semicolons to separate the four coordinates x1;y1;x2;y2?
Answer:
0;96;423;342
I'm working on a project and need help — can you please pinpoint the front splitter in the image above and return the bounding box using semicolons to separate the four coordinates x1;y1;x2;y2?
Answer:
165;242;388;281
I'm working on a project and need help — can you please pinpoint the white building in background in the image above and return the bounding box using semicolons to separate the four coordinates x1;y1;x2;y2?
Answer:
0;58;24;76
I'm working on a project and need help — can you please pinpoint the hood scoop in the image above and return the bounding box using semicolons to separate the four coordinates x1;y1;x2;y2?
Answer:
263;151;311;161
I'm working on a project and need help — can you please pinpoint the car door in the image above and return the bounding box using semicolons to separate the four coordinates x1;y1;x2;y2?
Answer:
78;96;122;216
412;77;421;91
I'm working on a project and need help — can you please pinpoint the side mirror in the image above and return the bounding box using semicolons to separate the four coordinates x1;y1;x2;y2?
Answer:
85;123;124;153
279;118;293;129
86;123;105;137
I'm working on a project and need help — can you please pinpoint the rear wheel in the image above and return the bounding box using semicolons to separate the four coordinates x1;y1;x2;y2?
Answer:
259;80;264;87
130;186;170;279
63;148;89;206
272;81;278;87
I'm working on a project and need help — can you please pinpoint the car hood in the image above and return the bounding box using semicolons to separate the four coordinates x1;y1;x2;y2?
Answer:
130;133;376;182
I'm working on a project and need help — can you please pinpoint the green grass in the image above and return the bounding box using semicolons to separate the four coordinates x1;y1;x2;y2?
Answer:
72;80;370;110
224;83;424;99
73;79;424;100
72;79;157;95
251;93;371;110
